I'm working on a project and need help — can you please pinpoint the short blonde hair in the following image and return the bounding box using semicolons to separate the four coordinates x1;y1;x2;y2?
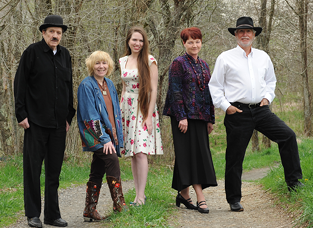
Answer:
85;51;114;76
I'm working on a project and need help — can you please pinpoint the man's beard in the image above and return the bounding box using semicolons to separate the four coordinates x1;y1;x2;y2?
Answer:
237;37;254;47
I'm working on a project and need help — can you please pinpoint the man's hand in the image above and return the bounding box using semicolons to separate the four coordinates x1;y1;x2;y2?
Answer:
103;141;116;154
226;106;243;115
18;118;30;129
260;98;269;106
66;121;70;132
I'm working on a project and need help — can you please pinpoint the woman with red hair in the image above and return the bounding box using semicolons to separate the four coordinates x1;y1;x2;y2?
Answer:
163;27;217;213
120;26;163;206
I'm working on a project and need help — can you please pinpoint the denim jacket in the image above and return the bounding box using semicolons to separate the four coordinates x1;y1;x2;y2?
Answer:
77;76;123;156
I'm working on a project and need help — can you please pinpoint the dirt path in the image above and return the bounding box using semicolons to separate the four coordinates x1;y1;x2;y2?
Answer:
170;167;297;228
7;167;298;228
6;180;134;228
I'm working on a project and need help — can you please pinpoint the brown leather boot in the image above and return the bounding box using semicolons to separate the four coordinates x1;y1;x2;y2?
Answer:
83;181;106;222
106;176;128;212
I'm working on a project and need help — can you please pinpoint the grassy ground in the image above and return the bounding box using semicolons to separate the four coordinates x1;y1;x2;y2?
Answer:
0;96;312;227
260;138;313;227
103;158;176;227
0;152;92;227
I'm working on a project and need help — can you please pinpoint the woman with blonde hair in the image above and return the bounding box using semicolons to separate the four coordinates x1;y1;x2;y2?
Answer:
77;51;127;221
120;26;163;205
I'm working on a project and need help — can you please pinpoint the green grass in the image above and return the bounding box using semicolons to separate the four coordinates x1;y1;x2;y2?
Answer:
1;139;313;227
0;157;24;227
260;138;313;227
0;152;92;227
1;94;313;227
104;162;176;227
0;155;176;228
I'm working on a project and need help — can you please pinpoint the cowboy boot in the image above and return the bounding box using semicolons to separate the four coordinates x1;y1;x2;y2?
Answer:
106;176;128;212
83;181;106;222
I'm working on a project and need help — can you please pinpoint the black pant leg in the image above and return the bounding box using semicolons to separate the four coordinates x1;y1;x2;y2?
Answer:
253;105;303;181
23;123;47;218
224;110;255;204
89;152;106;186
44;126;66;221
89;149;120;185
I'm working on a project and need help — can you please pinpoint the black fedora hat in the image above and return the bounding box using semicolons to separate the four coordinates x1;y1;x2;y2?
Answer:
39;15;68;32
228;17;262;36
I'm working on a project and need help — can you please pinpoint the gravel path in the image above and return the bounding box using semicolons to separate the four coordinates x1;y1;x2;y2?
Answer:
6;180;134;228
169;167;297;228
7;167;299;228
169;180;296;228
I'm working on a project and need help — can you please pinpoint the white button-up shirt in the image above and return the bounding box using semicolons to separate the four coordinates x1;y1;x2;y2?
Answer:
209;45;276;112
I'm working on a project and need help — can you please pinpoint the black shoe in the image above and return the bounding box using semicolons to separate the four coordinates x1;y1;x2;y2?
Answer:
287;180;304;192
230;202;244;212
176;192;197;210
44;218;68;227
197;201;209;214
27;217;42;227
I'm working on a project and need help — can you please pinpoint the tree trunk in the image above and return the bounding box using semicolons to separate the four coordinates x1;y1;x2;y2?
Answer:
253;0;276;151
298;0;312;136
147;0;201;123
252;130;260;151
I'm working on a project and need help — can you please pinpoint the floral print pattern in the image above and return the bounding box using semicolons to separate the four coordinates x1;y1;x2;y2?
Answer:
119;55;163;156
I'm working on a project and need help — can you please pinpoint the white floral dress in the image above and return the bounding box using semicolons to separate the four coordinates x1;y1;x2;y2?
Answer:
119;55;163;157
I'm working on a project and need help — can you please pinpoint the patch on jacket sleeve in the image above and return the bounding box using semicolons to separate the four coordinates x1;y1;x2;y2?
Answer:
83;120;103;147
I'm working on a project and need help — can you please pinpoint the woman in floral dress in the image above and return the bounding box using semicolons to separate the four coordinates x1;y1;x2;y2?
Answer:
120;26;163;205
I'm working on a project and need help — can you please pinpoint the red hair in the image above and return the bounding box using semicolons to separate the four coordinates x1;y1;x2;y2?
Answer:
180;27;202;43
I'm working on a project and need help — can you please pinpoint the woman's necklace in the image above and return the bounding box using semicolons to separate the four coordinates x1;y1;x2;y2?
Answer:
97;79;107;95
185;53;207;91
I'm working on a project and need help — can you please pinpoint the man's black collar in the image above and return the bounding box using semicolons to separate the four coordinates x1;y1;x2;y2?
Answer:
41;38;62;53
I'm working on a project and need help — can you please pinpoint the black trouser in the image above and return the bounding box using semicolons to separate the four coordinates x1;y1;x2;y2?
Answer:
224;103;302;204
23;122;66;220
88;148;120;186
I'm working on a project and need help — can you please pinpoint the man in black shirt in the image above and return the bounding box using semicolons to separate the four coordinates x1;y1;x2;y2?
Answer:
14;15;75;227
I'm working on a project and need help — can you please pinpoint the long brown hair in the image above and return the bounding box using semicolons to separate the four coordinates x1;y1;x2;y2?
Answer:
124;26;151;121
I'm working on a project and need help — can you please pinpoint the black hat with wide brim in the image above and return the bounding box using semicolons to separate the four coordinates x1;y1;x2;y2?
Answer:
228;16;262;36
39;15;68;32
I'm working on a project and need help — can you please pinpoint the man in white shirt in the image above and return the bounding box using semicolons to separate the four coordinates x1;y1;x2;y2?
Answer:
209;16;303;212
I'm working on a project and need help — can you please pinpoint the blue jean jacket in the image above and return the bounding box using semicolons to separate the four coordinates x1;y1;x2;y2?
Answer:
77;76;123;156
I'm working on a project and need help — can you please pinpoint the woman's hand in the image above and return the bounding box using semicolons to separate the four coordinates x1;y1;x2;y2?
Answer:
178;119;188;133
207;122;214;134
143;117;153;135
103;141;116;154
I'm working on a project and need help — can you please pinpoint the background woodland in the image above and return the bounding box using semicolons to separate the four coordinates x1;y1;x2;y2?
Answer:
0;0;312;158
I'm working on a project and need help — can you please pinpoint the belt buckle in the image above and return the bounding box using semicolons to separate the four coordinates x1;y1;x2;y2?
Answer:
248;103;254;108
